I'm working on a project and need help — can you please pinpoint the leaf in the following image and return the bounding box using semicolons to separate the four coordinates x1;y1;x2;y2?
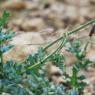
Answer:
78;75;86;80
0;45;13;53
0;10;10;27
78;82;87;92
70;88;78;95
70;67;78;88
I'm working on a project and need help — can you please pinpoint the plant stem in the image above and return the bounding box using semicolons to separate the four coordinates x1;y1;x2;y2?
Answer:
0;51;3;64
21;19;95;74
43;19;95;50
22;34;68;73
0;46;4;78
0;28;4;78
26;19;95;72
20;19;95;70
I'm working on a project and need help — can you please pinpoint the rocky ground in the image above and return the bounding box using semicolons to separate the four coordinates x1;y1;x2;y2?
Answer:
0;0;95;94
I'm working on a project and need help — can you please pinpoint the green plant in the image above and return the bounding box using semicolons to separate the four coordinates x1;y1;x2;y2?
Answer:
0;10;95;95
0;10;15;79
65;38;91;94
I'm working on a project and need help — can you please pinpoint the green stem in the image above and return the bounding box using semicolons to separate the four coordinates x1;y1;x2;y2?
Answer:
0;51;4;78
0;52;3;64
43;19;95;50
0;36;4;78
21;34;68;73
25;19;95;72
21;19;95;74
28;36;67;70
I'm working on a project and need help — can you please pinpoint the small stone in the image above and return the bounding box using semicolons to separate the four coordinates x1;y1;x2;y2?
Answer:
11;32;45;45
63;6;78;22
21;18;46;31
25;1;39;10
1;0;26;10
86;45;95;62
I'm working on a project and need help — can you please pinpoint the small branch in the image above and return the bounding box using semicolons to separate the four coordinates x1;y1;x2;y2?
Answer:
21;33;68;73
43;19;95;50
21;19;95;74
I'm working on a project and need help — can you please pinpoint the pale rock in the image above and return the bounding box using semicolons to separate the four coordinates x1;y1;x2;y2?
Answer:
13;18;23;26
51;2;65;13
63;5;78;22
51;76;64;84
79;0;90;7
4;32;45;62
40;0;56;4
61;47;77;66
83;86;93;95
41;28;57;41
55;29;65;37
64;0;89;6
27;11;41;18
79;7;89;17
11;32;44;45
7;18;24;31
1;0;26;10
3;45;38;62
21;18;46;31
45;62;63;75
25;1;39;10
86;49;95;62
44;61;64;84
54;18;65;28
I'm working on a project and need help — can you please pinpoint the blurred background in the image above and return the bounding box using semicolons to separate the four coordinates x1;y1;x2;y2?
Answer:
0;0;95;32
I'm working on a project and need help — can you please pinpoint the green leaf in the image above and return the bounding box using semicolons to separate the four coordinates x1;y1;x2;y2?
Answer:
70;67;78;88
0;10;10;27
78;75;86;80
